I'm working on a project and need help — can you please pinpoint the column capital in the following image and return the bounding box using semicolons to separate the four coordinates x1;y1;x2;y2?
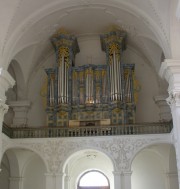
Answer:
166;92;180;107
113;171;122;176
0;68;15;102
9;177;24;181
165;171;178;178
122;171;132;176
159;59;180;93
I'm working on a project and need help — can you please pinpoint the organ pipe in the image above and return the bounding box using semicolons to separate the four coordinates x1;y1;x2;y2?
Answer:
50;76;54;106
61;56;64;103
66;64;69;103
113;51;117;100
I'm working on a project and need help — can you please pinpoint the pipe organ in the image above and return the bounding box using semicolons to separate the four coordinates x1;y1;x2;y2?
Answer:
45;29;136;127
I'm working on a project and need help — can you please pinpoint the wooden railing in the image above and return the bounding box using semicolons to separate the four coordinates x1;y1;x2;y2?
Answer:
2;122;173;139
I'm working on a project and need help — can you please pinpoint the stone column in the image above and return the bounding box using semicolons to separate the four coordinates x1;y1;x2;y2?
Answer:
159;59;180;189
55;173;65;189
45;173;55;189
154;95;172;121
113;171;122;189
0;68;15;161
122;171;132;189
8;101;31;127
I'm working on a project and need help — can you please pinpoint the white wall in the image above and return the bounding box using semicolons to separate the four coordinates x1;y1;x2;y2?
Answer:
122;48;160;122
27;53;56;126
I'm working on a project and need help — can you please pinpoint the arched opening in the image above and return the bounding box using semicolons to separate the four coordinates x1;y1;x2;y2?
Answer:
131;143;178;189
78;170;110;189
0;148;47;189
63;149;114;189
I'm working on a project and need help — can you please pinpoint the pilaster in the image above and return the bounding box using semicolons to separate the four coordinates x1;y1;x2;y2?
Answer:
45;172;65;189
159;59;180;189
55;173;65;189
122;171;132;189
113;171;122;189
8;100;31;127
45;173;55;189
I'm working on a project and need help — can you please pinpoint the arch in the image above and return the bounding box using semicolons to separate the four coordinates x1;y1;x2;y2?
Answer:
5;149;20;177
8;59;26;100
131;142;177;189
130;142;174;171
62;148;116;173
22;152;46;189
2;146;48;173
3;0;170;69
62;148;115;189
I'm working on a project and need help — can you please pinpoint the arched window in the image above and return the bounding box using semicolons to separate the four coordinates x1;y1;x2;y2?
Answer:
78;170;110;189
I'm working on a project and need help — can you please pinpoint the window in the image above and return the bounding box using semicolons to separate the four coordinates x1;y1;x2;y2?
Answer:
78;170;110;189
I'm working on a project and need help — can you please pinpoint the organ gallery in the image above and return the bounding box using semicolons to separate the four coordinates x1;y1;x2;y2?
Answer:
45;29;137;127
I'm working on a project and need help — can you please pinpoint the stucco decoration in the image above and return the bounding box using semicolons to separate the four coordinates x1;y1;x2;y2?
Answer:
167;92;180;107
2;134;172;174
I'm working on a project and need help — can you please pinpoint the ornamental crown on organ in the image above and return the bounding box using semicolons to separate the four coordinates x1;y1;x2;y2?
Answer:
45;28;137;127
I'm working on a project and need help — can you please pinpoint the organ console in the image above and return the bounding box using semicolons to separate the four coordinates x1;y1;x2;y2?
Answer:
45;29;137;127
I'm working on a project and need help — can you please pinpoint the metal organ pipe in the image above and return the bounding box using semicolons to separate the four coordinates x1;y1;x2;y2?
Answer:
88;74;90;102
113;51;117;100
109;64;111;101
50;76;54;106
110;57;113;101
64;64;67;103
116;57;119;100
86;73;88;102
62;56;64;103
91;74;93;102
66;64;69;103
119;61;122;100
58;66;61;104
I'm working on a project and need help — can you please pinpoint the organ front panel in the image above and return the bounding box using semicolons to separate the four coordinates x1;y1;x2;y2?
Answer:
45;29;136;127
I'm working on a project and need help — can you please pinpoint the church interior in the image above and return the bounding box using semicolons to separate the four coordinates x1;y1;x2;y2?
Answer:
0;0;180;189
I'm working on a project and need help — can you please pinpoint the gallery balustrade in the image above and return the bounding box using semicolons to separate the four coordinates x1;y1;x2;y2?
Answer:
2;122;172;139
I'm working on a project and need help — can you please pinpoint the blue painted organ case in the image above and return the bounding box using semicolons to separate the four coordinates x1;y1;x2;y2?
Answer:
45;29;136;126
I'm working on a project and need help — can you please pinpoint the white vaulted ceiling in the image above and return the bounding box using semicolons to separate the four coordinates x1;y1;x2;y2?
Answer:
1;0;170;69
